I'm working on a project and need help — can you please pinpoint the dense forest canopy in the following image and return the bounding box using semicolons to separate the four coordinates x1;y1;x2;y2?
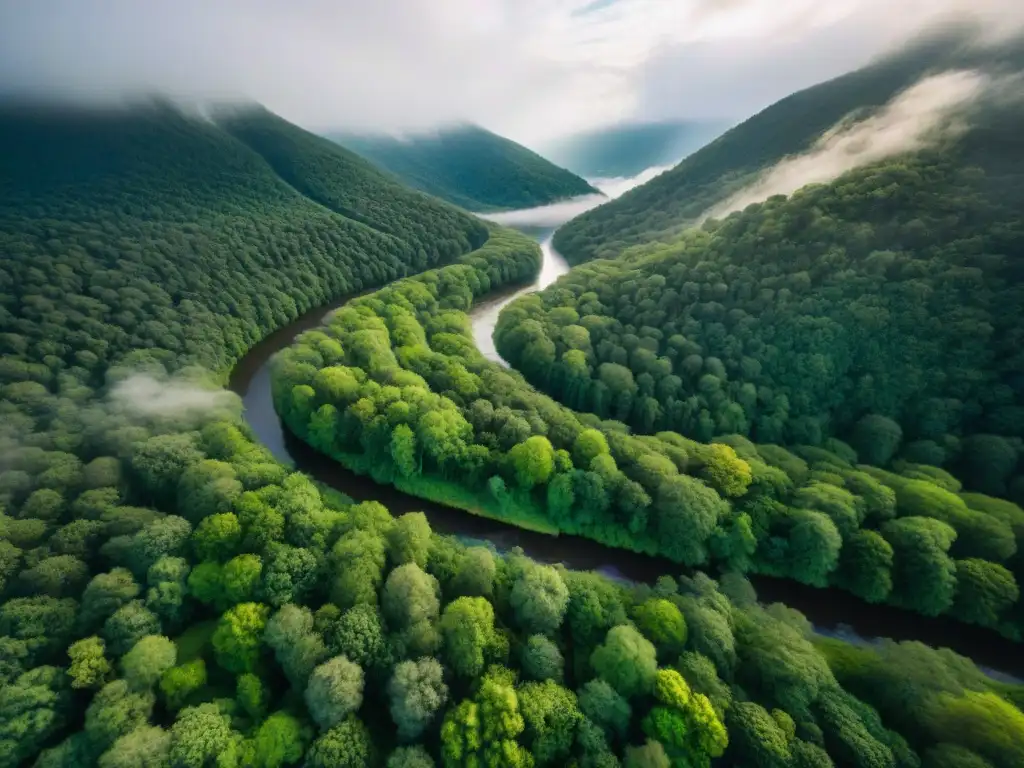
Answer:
0;100;487;381
552;26;1024;265
539;120;729;180
1;84;1023;767
330;124;599;212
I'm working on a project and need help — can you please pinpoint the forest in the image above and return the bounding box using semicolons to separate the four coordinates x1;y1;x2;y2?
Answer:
1;98;1023;767
551;26;1024;265
331;125;599;212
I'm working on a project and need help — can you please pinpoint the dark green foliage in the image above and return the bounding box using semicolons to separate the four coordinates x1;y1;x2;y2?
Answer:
333;124;598;211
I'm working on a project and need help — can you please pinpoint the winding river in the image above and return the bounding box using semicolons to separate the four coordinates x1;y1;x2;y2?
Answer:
228;185;1023;682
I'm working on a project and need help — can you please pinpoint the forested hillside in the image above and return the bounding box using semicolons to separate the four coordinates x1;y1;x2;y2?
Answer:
0;101;487;380
540;120;727;179
552;27;1024;264
331;124;599;211
1;97;1023;767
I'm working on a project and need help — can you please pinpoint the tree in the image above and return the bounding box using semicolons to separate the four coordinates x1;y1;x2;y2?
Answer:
388;745;436;768
624;740;670;768
80;568;140;632
121;634;176;690
574;429;610;468
304;715;375;768
160;659;207;710
388;657;449;740
518;679;582;764
787;510;842;588
222;554;263;605
237;672;266;721
451;546;496;598
212;602;269;674
508;436;556;489
851;415;903;467
441;671;532;768
726;701;791;768
168;703;236;768
440;597;498;679
251;711;308;768
388;512;432;568
264;603;329;688
382;563;441;632
84;679;155;754
590;625;657;698
305;655;365;730
578;678;631;742
641;669;727;768
655;475;727;566
521;634;564;682
882;517;958;616
103;600;161;657
834;530;893;604
191;513;242;561
67;636;111;689
632;598;687;659
98;725;171;768
327;603;392;672
951;559;1019;630
510;563;569;636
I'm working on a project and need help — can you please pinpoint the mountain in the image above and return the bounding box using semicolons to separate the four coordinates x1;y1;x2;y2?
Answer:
540;119;729;179
330;124;599;211
0;101;488;377
553;26;1024;265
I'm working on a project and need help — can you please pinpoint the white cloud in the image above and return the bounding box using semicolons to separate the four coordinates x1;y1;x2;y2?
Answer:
0;0;1021;144
706;69;992;218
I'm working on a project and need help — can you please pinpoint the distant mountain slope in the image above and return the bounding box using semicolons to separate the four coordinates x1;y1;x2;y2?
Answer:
0;101;488;377
540;119;728;179
330;124;599;211
553;27;1024;264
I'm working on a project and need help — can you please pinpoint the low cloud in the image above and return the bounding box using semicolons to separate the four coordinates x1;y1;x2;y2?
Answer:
483;163;671;227
706;69;990;219
109;374;241;421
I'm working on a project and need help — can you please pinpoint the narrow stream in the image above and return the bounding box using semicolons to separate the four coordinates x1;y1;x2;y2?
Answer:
227;188;1023;682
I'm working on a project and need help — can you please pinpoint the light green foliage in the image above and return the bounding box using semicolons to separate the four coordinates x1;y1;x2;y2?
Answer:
882;517;958;616
103;600;161;657
168;703;236;768
84;679;155;753
388;512;433;568
388;656;449;740
632;598;687;659
222;554;263;605
590;625;658;698
191;513;242;562
98;725;171;768
305;715;375;768
441;669;532;768
67;636;111;689
510;562;569;635
212;602;269;674
251;711;309;768
518;679;582;764
121;634;177;690
264;603;329;688
508;436;556;490
624;740;670;768
388;745;436;768
237;672;266;721
383;563;441;633
305;655;365;730
452;547;497;598
440;596;499;679
160;659;207;710
727;701;792;768
642;669;728;768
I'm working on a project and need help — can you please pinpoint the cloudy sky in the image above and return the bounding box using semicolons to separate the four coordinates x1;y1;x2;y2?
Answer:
0;0;1020;145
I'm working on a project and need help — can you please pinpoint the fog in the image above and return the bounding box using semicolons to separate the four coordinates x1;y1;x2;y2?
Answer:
706;69;992;219
109;374;241;420
2;1;1023;145
483;163;672;227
